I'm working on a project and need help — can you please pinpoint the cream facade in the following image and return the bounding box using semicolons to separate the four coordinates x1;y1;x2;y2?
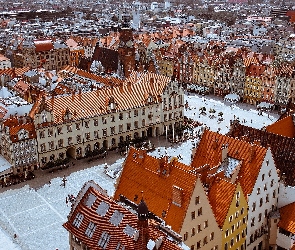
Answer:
180;178;221;250
33;78;184;167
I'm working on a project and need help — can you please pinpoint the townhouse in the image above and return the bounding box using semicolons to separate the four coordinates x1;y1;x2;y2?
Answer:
191;130;280;250
114;147;222;250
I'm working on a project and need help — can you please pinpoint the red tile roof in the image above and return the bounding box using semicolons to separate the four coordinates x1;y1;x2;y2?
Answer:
208;179;237;227
114;147;197;233
278;202;295;234
266;115;295;138
191;130;267;196
63;181;184;250
43;72;170;124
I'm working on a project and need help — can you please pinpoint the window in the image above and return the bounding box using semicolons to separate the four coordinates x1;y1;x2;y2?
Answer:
94;131;99;139
102;117;107;124
242;217;247;224
266;194;269;203
191;211;196;220
58;139;63;147
48;129;53;137
197;241;201;249
210;232;214;241
203;236;208;245
127;123;131;131
73;213;84;228
39;131;45;138
236;234;240;242
68;137;73;145
198;207;202;216
195;196;200;205
241;207;244;215
119;125;123;132
103;129;107;137
85;133;90;140
270;179;274;187
252;202;256;212
142;108;145;115
110;115;115;122
98;231;111;249
251;218;255;227
85;121;89;128
40;143;46;152
48;141;54;150
264;184;267;191
273;190;276;198
268;170;272;177
191;245;195;250
260;198;263;207
262;174;265;181
258;213;262;222
134;121;138;129
85;221;96;238
204;220;208;228
134;110;138;117
224;243;228;250
230;238;234;247
76;123;81;130
67;125;72;132
236;192;240;199
237;221;240;229
119;113;123;120
116;242;125;250
197;224;202;233
235;211;239;218
184;232;188;241
225;229;229;237
57;127;63;135
191;228;195;236
257;187;261;194
229;215;233;222
111;127;115;135
265;209;268;218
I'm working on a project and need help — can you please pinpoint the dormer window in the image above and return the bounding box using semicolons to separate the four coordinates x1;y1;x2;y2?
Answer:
108;96;117;112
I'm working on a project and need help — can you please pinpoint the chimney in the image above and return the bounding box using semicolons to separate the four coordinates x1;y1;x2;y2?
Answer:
221;143;228;162
172;185;183;207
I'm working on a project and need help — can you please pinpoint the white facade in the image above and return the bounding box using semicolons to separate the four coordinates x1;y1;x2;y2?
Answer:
278;184;295;208
0;55;11;69
246;148;280;250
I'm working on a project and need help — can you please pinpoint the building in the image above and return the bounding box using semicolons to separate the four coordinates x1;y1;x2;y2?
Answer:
30;72;184;167
191;129;280;250
0;54;11;69
114;147;222;250
63;180;188;250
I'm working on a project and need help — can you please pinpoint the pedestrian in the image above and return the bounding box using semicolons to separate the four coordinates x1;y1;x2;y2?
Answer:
48;180;51;186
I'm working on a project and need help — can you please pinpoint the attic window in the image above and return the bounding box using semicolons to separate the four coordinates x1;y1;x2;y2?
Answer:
98;231;111;249
84;193;96;208
85;221;96;238
124;224;137;238
109;210;124;226
72;212;84;228
96;201;110;217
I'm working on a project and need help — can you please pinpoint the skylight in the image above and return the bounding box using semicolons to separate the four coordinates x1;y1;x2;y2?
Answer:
96;201;110;217
84;193;96;208
123;224;137;238
109;210;124;226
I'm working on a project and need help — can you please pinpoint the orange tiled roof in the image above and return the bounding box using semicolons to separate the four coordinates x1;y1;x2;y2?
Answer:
44;72;170;124
208;179;237;227
3;118;36;142
63;181;183;250
278;202;295;234
114;147;197;233
266;115;295;138
191;130;267;196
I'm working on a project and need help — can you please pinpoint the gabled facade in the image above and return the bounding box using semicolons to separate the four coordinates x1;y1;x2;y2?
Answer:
208;180;248;250
191;130;280;250
114;147;222;250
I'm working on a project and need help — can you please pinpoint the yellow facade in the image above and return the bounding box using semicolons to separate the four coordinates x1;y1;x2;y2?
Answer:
243;77;262;105
222;183;248;250
158;58;174;77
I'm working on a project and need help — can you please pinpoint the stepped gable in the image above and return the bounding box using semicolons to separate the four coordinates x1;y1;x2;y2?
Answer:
278;202;295;234
266;115;295;138
114;147;197;233
228;120;295;186
208;178;237;228
63;181;183;250
44;72;170;124
191;129;267;196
